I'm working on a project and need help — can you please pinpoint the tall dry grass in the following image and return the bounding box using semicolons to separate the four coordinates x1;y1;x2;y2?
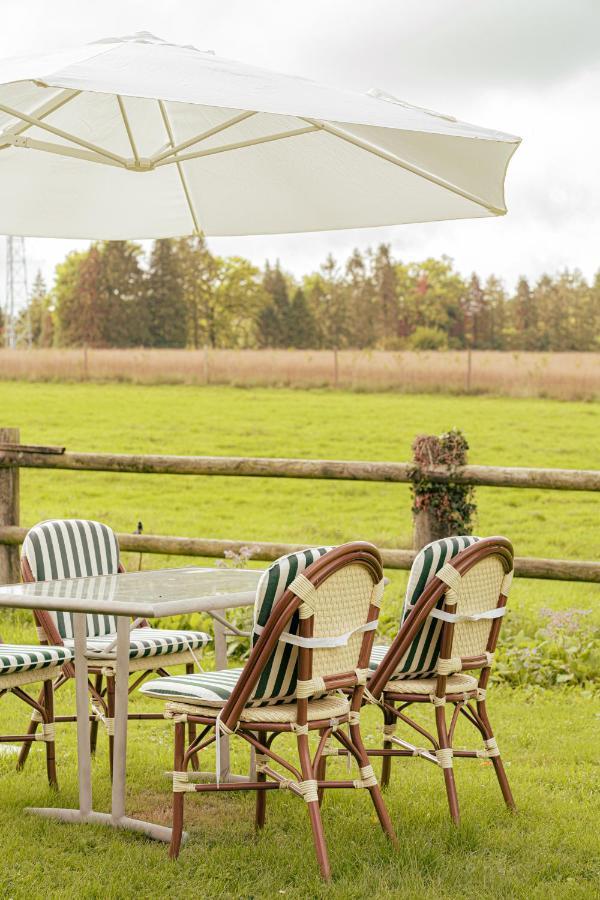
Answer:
0;348;598;400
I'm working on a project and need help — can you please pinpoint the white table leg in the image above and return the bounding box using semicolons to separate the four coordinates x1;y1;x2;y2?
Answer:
73;612;93;816
27;612;175;842
212;615;231;781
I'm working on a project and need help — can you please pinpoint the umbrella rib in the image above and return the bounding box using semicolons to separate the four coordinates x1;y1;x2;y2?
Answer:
151;111;257;164
117;95;140;164
154;124;321;167
0;133;123;167
158;99;202;235
0;100;128;166
0;88;81;151
300;117;506;216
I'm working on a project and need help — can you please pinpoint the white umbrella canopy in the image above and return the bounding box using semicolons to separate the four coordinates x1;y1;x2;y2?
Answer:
0;32;520;239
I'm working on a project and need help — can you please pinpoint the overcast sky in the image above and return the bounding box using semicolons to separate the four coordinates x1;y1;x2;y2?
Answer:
1;0;599;302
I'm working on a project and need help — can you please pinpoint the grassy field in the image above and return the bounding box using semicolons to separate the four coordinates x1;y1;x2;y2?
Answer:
0;382;598;898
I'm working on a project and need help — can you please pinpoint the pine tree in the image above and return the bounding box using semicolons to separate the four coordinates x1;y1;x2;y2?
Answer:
98;241;146;347
258;262;293;347
17;270;54;347
288;288;318;348
373;244;397;347
146;239;188;348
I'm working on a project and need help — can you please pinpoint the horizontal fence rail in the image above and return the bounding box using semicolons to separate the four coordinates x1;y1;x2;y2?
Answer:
0;435;598;586
0;526;597;583
0;447;599;491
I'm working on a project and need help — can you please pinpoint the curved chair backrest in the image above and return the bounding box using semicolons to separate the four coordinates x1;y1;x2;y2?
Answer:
369;536;513;696
224;542;385;719
21;519;121;640
395;535;480;677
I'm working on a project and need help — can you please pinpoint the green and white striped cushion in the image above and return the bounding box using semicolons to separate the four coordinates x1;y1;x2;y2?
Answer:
63;628;210;660
141;546;335;708
140;667;243;705
0;643;72;677
249;547;333;706
23;519;120;639
369;535;480;679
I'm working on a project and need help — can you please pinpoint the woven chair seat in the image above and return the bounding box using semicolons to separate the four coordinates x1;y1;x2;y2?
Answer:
165;693;351;724
62;628;210;660
384;673;479;696
0;643;72;677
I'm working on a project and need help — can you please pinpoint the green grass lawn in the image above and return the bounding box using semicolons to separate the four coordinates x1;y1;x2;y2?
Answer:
1;382;598;621
0;383;598;898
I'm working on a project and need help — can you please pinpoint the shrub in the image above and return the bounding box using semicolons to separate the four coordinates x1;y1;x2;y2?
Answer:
408;326;448;350
410;428;476;536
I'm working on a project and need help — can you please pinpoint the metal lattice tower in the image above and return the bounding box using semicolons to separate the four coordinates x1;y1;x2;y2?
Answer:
4;236;29;347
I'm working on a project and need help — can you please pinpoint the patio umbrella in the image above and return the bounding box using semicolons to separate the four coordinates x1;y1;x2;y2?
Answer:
0;32;520;239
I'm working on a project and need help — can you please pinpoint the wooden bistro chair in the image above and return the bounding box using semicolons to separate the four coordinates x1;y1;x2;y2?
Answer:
364;535;515;824
140;542;397;881
18;519;210;775
0;639;72;787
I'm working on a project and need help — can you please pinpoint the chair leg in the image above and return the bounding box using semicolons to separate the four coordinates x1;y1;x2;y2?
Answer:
297;732;331;882
185;664;199;771
316;730;327;808
170;720;186;860
381;704;395;789
16;684;43;771
435;705;460;824
349;722;397;846
42;679;58;789
106;674;115;779
477;700;516;811
90;673;102;756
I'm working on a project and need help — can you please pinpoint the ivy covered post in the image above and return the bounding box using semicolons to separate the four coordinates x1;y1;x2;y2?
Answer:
410;429;476;549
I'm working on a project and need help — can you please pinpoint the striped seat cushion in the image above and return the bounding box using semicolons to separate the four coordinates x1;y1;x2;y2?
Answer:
140;667;243;705
0;644;72;677
23;519;121;639
63;628;210;660
372;536;480;680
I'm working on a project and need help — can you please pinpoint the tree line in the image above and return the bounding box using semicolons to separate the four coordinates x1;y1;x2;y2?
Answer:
7;237;600;352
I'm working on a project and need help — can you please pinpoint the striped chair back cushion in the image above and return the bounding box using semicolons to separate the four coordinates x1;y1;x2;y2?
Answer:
22;520;120;640
393;535;480;678
249;547;333;707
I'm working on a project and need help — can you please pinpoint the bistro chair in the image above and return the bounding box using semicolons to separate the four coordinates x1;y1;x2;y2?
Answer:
140;542;397;882
363;535;515;824
18;519;210;775
0;638;72;787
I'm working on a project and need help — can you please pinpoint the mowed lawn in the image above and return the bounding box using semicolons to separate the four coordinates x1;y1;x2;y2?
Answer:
0;382;598;898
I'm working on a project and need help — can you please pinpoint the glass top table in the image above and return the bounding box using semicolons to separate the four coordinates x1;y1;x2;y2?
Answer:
0;565;264;844
0;566;263;617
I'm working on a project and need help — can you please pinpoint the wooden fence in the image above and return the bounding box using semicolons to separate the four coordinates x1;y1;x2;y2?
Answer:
0;426;599;586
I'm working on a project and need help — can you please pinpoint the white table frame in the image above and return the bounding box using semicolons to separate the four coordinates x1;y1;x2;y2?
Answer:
0;568;261;842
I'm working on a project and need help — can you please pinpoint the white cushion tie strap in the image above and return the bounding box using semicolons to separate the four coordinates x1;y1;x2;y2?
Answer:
288;574;318;618
436;563;462;605
363;687;383;707
370;579;385;608
253;619;377;650
296;677;326;699
436;748;454;769
429;606;506;624
501;570;514;596
435;656;462;676
172;771;196;793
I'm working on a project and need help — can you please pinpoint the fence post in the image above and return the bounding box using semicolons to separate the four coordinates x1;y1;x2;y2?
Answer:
0;427;20;584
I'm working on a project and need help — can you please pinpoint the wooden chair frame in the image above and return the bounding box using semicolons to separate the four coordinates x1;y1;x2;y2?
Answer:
18;556;200;777
0;663;60;787
164;542;398;882
363;537;516;824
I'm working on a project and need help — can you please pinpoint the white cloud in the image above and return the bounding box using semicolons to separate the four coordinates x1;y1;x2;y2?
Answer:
1;0;599;301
